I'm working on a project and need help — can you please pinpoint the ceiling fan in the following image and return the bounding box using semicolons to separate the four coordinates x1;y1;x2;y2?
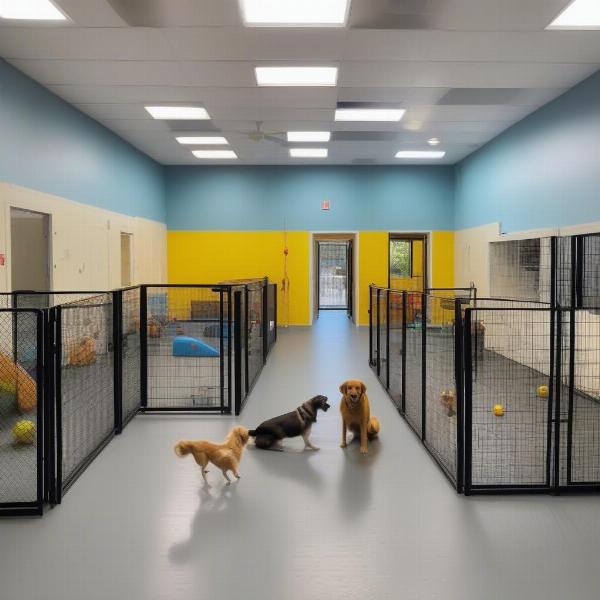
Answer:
240;121;288;147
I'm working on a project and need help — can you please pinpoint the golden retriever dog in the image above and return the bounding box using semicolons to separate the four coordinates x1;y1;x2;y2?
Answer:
339;379;380;454
174;426;250;486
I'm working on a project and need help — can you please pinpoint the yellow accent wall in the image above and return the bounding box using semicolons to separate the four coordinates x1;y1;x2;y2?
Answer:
358;232;389;326
430;231;455;290
168;231;310;326
167;230;454;328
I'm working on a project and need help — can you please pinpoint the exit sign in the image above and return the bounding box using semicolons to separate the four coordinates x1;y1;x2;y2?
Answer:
321;200;330;211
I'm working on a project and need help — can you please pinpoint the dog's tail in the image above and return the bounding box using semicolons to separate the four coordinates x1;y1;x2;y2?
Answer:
367;417;380;439
248;429;257;437
174;440;194;457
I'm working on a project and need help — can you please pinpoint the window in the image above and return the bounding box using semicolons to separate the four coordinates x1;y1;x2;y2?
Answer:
390;239;411;278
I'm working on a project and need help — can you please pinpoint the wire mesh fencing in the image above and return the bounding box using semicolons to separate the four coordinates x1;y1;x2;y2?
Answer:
120;287;141;429
404;292;424;436
144;286;228;412
266;283;277;356
388;290;404;409
246;283;264;394
0;310;43;516
1;278;277;516
57;294;115;497
424;296;459;484
369;282;600;495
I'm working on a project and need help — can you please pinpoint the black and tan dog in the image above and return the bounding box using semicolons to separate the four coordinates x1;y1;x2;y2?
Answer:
248;395;330;451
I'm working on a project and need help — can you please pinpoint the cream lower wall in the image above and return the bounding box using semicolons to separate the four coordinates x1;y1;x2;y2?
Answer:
456;222;600;397
0;182;167;292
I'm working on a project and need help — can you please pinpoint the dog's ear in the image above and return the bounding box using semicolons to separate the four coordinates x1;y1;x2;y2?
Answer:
360;381;367;395
339;382;348;395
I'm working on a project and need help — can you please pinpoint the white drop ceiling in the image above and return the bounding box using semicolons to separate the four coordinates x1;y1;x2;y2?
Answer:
1;0;599;165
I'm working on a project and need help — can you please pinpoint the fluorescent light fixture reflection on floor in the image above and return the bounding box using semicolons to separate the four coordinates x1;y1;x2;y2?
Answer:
0;0;66;20
548;0;600;29
240;0;349;27
256;67;338;87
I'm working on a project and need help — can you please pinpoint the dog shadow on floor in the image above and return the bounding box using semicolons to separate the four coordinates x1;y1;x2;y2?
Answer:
168;484;244;565
337;435;382;521
247;444;325;492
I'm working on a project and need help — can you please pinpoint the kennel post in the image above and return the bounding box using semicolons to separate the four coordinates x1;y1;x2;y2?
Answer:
376;288;381;377
421;293;427;443
233;291;243;415
454;298;465;493
227;287;233;414
139;285;148;409
369;285;373;367
401;291;407;415
219;289;225;414
113;290;124;434
463;308;473;495
386;289;390;390
44;307;57;505
262;278;269;365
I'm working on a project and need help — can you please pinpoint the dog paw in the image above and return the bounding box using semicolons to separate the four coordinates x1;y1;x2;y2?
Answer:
235;474;241;479
340;442;347;449
225;481;231;486
360;447;369;455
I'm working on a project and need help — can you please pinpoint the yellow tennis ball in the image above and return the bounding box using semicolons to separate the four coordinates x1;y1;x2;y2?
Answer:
12;419;36;445
493;404;505;417
537;385;549;399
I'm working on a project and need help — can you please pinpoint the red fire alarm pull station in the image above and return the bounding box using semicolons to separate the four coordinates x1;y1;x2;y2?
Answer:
321;200;330;211
0;254;5;266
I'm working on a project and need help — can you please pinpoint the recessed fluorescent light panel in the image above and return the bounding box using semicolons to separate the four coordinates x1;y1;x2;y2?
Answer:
177;136;228;145
395;151;446;159
145;106;210;120
427;137;441;146
548;0;600;29
290;148;328;158
287;131;331;143
0;0;66;20
192;150;238;160
255;67;338;87
335;108;405;122
240;0;349;27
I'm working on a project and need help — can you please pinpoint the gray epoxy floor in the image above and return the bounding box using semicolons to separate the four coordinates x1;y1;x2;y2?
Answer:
2;311;600;600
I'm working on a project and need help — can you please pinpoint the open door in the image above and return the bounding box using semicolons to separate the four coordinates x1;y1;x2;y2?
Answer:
318;241;349;311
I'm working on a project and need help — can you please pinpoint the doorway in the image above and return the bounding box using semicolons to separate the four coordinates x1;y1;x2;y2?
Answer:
10;207;50;291
389;234;428;292
120;232;133;287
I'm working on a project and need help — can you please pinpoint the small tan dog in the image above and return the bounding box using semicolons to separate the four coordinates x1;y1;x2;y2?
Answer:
174;426;250;486
339;379;380;454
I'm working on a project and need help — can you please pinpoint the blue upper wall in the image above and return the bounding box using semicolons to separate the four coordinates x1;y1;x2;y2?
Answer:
166;165;455;230
0;59;166;223
455;69;600;233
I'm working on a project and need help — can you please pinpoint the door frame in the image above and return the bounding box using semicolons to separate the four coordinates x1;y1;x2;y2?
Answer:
309;232;358;325
388;232;430;291
8;206;52;292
